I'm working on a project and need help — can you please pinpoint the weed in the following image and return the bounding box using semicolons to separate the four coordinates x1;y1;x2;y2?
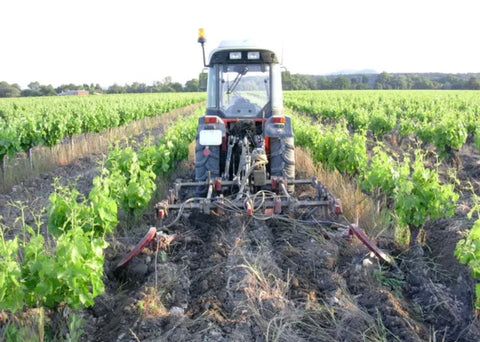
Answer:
362;308;402;342
1;308;45;342
65;312;84;342
138;287;168;318
374;266;405;297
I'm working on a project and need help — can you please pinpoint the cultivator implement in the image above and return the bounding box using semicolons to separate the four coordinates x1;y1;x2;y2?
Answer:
115;173;392;271
155;175;341;219
157;173;390;263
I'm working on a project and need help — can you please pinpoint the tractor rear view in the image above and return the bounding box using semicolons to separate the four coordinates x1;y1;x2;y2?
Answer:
194;30;295;198
156;29;330;218
116;30;391;270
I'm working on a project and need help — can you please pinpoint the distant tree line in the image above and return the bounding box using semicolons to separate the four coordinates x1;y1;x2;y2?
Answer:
0;81;102;97
106;77;200;94
1;72;479;98
0;77;201;98
281;71;480;90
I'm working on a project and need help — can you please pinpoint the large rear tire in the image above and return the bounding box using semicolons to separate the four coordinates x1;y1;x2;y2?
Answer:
270;137;295;194
195;138;220;195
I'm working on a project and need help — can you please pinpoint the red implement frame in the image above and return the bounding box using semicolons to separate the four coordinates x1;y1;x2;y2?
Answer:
116;227;157;269
348;224;392;264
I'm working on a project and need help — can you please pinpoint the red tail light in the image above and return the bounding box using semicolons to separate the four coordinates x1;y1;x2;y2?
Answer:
272;116;285;124
204;116;218;124
335;200;342;215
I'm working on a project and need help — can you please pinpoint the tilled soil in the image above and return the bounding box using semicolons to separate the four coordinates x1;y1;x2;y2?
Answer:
85;203;480;341
1;107;480;341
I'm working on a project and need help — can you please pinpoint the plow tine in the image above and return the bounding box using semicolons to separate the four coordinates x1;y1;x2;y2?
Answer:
116;228;178;269
348;224;393;264
115;227;157;269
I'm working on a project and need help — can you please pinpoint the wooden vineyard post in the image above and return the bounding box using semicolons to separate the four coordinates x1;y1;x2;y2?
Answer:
28;148;34;170
70;136;74;162
1;155;5;188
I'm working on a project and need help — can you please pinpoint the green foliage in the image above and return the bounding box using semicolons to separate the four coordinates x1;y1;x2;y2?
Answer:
455;220;480;309
417;114;468;156
0;232;24;312
293;116;367;175
104;109;200;218
20;224;107;309
368;110;396;137
475;125;480;152
47;183;92;237
2;321;41;342
0;81;21;98
13;110;198;312
0;124;20;158
362;148;458;230
156;116;198;169
287;90;463;242
433;118;467;153
280;72;480;91
88;171;119;235
47;179;116;238
395;152;458;227
53;227;107;308
1;205;107;313
398;117;417;137
66;312;85;342
455;189;480;309
344;108;369;132
143;142;173;174
0;92;205;160
285;90;479;157
361;146;409;194
106;146;156;216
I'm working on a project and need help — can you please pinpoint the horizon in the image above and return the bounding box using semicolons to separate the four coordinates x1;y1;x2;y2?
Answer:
1;0;479;89
6;70;480;90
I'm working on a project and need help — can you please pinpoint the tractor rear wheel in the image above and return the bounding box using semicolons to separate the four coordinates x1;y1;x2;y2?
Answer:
270;137;295;193
194;138;220;195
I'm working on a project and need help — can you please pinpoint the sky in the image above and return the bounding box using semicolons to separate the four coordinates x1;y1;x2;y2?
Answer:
0;0;479;88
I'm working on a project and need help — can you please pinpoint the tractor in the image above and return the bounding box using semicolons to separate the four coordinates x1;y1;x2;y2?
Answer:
155;30;351;223
193;29;295;197
153;29;327;218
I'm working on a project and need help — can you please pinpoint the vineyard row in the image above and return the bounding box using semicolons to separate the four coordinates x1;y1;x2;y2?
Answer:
0;108;201;316
0;93;206;161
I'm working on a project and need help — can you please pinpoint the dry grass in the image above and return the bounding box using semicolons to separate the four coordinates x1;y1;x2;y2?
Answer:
295;147;390;238
236;254;392;342
227;218;390;342
138;286;169;319
236;250;299;340
1;308;46;342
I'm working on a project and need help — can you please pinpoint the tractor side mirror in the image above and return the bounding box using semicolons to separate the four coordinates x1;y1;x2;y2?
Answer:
199;68;208;91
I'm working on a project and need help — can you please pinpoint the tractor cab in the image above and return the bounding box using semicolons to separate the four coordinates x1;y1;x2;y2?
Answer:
204;41;284;119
